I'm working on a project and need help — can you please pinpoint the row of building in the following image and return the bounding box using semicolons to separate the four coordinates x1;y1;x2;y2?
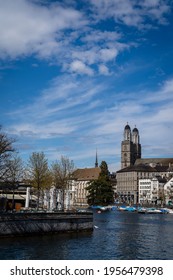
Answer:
1;124;173;210
55;123;173;209
66;124;173;208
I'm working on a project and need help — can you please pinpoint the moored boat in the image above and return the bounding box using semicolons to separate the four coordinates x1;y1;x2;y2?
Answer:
118;206;127;211
126;206;136;212
159;208;169;214
162;208;173;214
117;205;136;212
146;208;162;214
137;207;147;214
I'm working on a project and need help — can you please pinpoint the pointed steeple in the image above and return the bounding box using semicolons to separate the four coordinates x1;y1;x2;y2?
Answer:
95;149;98;167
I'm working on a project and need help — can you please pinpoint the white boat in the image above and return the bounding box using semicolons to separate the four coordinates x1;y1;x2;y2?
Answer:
146;208;162;214
137;207;147;214
162;208;173;214
100;207;107;211
118;206;136;212
126;206;136;212
118;206;127;211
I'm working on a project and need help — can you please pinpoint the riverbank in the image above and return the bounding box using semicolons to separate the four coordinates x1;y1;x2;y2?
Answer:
0;211;93;237
1;210;173;259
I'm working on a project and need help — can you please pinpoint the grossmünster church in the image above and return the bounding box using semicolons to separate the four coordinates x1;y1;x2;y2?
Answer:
116;124;173;204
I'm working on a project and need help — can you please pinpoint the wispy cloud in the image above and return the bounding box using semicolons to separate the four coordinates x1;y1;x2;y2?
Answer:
6;73;173;170
1;0;173;171
89;0;171;28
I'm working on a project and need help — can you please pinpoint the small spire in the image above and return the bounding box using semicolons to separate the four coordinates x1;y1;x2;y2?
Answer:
95;149;98;167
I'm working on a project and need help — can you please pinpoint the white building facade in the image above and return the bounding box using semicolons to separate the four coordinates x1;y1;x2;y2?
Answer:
164;177;173;205
139;176;167;204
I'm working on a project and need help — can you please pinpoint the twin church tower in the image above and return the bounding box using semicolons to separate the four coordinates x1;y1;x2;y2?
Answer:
121;123;141;169
94;123;142;169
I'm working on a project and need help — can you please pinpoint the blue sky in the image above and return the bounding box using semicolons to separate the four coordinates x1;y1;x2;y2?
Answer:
0;0;173;172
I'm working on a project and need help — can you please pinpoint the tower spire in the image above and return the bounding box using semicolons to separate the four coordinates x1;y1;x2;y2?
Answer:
95;149;98;167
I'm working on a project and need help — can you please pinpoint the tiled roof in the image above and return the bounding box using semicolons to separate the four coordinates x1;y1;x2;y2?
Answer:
116;164;156;173
72;167;101;181
135;158;173;166
117;160;173;174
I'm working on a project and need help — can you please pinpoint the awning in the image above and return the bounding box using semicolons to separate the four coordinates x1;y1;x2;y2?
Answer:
0;194;37;201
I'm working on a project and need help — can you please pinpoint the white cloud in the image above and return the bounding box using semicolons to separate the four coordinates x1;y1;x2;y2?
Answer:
0;0;169;76
0;0;127;75
1;0;172;170
7;75;104;137
11;119;78;139
82;30;121;44
161;79;173;94
6;74;173;170
99;48;118;62
98;64;110;75
71;48;99;65
89;0;171;28
141;0;170;24
70;45;122;67
69;60;94;75
0;0;85;59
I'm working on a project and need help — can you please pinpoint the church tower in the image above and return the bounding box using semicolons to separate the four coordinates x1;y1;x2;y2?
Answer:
132;126;141;162
95;149;98;167
121;123;141;169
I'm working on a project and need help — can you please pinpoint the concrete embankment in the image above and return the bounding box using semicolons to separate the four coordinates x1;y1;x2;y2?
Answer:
0;211;93;237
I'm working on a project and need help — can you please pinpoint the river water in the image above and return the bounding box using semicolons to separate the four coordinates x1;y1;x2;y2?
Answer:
0;210;173;260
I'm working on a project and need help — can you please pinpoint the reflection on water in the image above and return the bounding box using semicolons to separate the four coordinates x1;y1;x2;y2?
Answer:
0;211;173;260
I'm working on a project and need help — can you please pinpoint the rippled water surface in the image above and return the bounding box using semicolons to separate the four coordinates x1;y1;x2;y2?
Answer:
0;211;173;260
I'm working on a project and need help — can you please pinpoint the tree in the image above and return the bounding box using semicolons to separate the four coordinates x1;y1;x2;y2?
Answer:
99;161;110;178
26;152;52;209
3;154;24;209
86;161;114;206
0;126;15;182
4;155;24;185
51;156;75;210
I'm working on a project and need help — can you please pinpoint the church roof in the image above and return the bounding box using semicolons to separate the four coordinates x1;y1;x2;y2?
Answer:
117;161;172;174
116;164;156;173
132;127;138;132
125;124;131;130
72;167;101;181
135;158;173;166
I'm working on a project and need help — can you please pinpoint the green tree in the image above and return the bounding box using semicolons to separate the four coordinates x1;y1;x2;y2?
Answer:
51;156;75;210
86;161;114;206
99;161;110;178
26;152;52;209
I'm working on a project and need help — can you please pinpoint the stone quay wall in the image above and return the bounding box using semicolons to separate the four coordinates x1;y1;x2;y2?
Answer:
0;212;93;237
